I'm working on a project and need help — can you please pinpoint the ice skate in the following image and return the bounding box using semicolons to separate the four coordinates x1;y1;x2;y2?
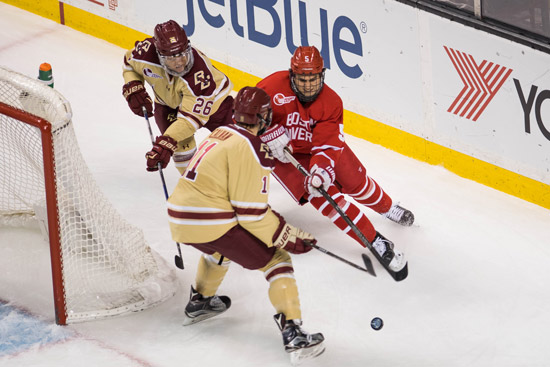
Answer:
382;202;414;226
372;232;406;273
274;313;325;365
182;286;231;326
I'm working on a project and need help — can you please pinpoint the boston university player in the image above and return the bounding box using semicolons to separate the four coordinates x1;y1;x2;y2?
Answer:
167;87;325;363
122;20;233;174
257;46;414;276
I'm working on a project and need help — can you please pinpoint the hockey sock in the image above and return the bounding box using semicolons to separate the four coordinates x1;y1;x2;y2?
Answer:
346;176;392;214
260;248;301;320
309;186;377;245
195;252;230;297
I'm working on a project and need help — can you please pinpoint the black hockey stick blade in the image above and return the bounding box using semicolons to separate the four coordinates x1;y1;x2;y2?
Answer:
391;262;408;281
174;255;184;270
361;254;376;277
368;250;409;281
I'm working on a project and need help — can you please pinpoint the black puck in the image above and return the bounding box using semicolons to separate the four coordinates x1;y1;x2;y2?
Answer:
370;317;383;330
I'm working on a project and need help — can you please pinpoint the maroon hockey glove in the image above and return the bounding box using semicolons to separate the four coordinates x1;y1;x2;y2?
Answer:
122;80;153;117
272;215;315;254
145;135;177;172
304;164;335;197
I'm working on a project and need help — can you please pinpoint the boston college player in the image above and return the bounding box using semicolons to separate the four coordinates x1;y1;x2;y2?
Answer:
122;19;233;174
168;87;325;363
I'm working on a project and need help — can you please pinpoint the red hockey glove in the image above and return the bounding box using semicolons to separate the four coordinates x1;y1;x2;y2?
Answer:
304;164;336;197
145;135;177;172
260;125;291;163
122;80;153;117
272;216;315;254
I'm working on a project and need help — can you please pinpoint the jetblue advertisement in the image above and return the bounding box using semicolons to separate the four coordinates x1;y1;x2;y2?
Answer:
57;0;550;191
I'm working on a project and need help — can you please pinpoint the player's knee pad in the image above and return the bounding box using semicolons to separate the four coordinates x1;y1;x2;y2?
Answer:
173;136;197;174
342;173;369;197
195;252;231;297
259;248;293;279
205;252;232;266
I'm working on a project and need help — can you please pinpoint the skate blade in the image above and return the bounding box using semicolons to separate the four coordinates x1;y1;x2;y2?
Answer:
289;342;325;366
182;309;227;326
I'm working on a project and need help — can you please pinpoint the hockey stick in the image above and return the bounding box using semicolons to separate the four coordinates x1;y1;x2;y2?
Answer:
306;241;375;276
283;148;407;281
143;107;184;270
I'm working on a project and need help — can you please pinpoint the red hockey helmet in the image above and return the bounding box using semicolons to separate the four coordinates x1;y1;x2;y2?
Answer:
289;46;325;103
233;87;272;134
290;46;324;74
154;20;194;76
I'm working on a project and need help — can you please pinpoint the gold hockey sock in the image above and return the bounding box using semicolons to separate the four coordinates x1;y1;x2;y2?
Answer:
195;252;230;297
260;248;302;320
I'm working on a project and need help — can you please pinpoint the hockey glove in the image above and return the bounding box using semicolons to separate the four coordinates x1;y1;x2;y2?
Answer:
122;80;153;117
145;135;177;172
260;125;291;163
304;164;335;197
272;217;315;254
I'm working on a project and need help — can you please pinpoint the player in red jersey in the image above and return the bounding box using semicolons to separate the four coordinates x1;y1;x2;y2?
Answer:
257;46;414;273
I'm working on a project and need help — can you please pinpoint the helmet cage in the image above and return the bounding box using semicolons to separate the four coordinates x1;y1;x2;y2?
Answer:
158;44;194;77
290;69;325;103
289;46;325;103
154;20;194;77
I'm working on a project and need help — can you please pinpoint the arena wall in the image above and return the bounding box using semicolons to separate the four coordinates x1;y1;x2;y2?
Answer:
3;0;549;208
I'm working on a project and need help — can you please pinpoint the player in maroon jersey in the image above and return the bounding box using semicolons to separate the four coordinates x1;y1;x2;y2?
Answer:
170;87;325;363
122;20;234;174
257;46;414;273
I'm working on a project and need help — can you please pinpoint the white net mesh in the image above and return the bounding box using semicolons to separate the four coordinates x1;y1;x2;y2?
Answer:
0;66;177;323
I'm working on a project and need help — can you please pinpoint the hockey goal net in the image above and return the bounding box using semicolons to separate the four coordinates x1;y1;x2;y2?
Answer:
0;66;176;324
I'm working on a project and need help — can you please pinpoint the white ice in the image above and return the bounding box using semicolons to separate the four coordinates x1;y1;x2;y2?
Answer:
0;3;549;367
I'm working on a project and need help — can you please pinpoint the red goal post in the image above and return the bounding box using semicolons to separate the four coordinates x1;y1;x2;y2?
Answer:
0;100;68;323
0;66;176;325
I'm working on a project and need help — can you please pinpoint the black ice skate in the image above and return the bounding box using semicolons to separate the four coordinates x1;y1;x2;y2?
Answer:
274;313;325;365
382;202;415;226
182;286;231;326
372;231;407;273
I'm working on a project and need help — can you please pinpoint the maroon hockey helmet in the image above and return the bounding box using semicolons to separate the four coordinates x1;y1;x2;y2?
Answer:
154;20;194;76
289;46;326;103
154;20;189;56
233;87;272;133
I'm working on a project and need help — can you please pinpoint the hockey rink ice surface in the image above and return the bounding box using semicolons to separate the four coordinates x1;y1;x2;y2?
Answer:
1;4;549;367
